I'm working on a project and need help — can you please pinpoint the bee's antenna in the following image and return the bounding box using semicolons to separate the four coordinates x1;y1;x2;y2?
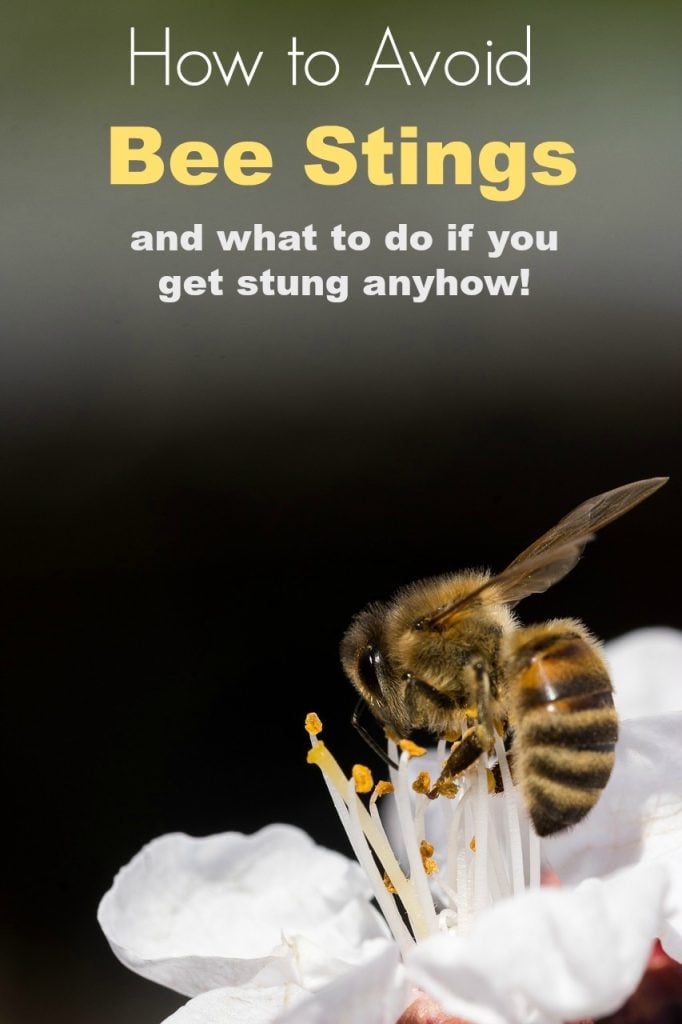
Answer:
351;697;399;771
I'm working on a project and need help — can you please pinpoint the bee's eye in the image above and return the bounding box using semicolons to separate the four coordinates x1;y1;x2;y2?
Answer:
357;645;383;697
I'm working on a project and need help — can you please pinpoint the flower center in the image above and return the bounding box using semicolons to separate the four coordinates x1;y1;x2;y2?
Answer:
305;712;541;956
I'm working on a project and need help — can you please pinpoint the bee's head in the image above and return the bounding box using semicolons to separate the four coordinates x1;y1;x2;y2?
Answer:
340;601;412;737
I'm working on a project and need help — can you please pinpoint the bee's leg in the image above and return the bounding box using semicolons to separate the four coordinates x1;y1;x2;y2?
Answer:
428;727;486;798
428;661;498;799
472;660;496;749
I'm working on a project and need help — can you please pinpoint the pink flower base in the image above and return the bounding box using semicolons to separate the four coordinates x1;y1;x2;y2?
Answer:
596;941;682;1023
397;993;470;1024
397;943;682;1024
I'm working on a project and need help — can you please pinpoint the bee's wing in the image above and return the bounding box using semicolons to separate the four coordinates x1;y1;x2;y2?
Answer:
419;477;667;632
505;476;668;569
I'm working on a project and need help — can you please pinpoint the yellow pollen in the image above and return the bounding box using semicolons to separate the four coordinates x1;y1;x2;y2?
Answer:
305;729;432;941
420;841;437;874
434;777;459;799
412;770;431;794
383;725;400;743
305;712;323;736
373;780;395;798
352;764;374;793
398;739;427;757
469;835;476;851
383;871;397;894
444;730;461;743
487;768;496;794
494;717;505;737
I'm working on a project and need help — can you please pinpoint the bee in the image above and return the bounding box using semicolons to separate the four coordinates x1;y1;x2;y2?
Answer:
340;477;668;836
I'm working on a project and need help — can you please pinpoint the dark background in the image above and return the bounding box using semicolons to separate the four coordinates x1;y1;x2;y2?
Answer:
2;2;681;1023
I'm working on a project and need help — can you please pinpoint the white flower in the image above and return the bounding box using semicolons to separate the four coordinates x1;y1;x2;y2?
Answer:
99;629;682;1024
605;627;682;720
544;628;682;965
98;825;393;1018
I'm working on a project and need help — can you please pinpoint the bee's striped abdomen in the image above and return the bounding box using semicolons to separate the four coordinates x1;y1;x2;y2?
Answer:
510;622;618;837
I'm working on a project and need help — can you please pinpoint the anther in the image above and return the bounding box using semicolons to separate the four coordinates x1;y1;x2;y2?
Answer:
398;739;427;757
305;712;323;736
412;770;431;795
383;872;397;894
352;764;374;793
428;777;459;800
420;840;438;875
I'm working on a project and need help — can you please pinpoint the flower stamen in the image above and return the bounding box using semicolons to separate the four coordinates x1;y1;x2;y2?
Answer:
306;733;428;947
305;712;547;953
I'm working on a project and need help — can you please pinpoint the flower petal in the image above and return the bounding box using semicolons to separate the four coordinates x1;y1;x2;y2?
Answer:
605;628;682;719
275;944;407;1024
159;984;307;1024
98;824;388;996
406;863;669;1024
543;711;682;959
533;631;682;960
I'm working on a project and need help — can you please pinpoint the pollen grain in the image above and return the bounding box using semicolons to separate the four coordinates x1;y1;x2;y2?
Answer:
420;840;438;874
383;871;397;894
305;712;323;736
412;770;432;794
352;763;374;793
398;739;427;757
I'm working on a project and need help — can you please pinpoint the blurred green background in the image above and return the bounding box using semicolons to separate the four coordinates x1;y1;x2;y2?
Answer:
2;2;681;1023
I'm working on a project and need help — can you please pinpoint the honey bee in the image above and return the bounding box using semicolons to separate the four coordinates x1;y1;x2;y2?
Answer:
340;477;668;836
